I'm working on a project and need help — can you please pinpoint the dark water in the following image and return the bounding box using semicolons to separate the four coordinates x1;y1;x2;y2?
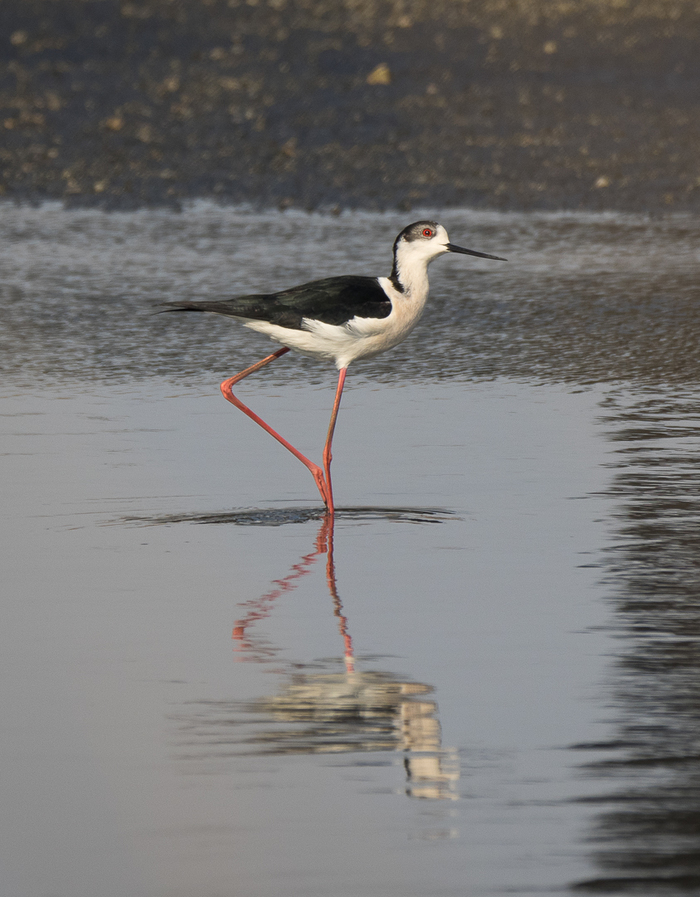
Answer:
572;389;700;893
2;205;699;387
2;204;700;896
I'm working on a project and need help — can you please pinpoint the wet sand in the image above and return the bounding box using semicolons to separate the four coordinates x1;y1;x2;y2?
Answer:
1;0;699;212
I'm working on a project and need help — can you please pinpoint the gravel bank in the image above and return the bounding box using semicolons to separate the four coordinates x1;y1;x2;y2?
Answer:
1;0;699;211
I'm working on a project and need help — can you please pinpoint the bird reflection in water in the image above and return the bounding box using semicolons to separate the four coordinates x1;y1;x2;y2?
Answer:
178;514;459;801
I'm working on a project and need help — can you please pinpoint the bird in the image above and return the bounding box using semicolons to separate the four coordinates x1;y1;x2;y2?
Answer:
164;220;505;515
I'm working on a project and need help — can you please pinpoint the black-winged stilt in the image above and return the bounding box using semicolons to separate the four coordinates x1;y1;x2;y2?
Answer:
165;220;505;514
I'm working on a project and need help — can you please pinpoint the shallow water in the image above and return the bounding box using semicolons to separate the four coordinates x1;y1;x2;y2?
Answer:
2;204;700;896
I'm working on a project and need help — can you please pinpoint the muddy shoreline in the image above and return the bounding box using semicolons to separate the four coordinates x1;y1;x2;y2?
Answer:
1;0;699;212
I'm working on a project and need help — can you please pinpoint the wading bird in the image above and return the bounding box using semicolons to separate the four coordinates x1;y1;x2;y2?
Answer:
165;221;505;515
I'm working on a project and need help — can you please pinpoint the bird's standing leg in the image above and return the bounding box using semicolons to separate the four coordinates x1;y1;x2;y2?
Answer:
220;347;331;508
321;367;348;517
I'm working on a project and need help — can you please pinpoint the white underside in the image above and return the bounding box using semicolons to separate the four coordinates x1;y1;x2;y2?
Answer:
241;276;431;370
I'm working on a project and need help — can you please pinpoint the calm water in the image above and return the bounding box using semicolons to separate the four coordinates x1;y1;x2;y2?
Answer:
2;204;700;896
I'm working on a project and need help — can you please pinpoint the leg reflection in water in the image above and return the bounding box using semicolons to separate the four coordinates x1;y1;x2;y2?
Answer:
185;514;459;799
232;514;353;670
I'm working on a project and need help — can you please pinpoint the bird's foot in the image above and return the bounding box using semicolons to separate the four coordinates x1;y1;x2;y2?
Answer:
309;465;334;516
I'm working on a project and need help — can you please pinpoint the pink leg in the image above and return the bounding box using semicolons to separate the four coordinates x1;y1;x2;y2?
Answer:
220;347;331;508
322;368;347;517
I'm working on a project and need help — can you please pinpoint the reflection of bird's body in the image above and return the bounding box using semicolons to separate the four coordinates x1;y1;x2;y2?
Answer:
166;221;505;513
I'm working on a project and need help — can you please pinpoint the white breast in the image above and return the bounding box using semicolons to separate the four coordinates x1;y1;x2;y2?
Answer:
240;276;430;371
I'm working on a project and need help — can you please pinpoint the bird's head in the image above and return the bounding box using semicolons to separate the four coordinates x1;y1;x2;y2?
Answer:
393;220;506;264
391;221;505;292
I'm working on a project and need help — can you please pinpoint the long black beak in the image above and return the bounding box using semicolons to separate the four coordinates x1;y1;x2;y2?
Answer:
446;243;507;262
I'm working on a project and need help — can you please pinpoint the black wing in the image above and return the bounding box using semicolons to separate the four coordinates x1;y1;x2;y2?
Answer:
162;275;392;330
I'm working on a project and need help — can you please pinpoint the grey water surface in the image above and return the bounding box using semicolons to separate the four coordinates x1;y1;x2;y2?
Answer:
2;204;700;897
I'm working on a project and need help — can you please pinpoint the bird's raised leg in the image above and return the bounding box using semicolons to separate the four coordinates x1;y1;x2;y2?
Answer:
220;347;331;508
321;367;348;517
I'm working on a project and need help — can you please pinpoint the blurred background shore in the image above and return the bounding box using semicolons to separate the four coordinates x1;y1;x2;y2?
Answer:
1;0;698;212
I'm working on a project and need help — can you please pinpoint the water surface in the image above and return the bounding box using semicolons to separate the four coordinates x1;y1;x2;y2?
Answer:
2;204;699;896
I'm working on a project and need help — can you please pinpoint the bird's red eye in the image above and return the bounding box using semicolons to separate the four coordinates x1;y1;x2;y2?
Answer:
422;228;433;237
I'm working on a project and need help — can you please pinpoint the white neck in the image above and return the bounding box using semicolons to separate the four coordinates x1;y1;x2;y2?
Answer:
391;245;434;300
